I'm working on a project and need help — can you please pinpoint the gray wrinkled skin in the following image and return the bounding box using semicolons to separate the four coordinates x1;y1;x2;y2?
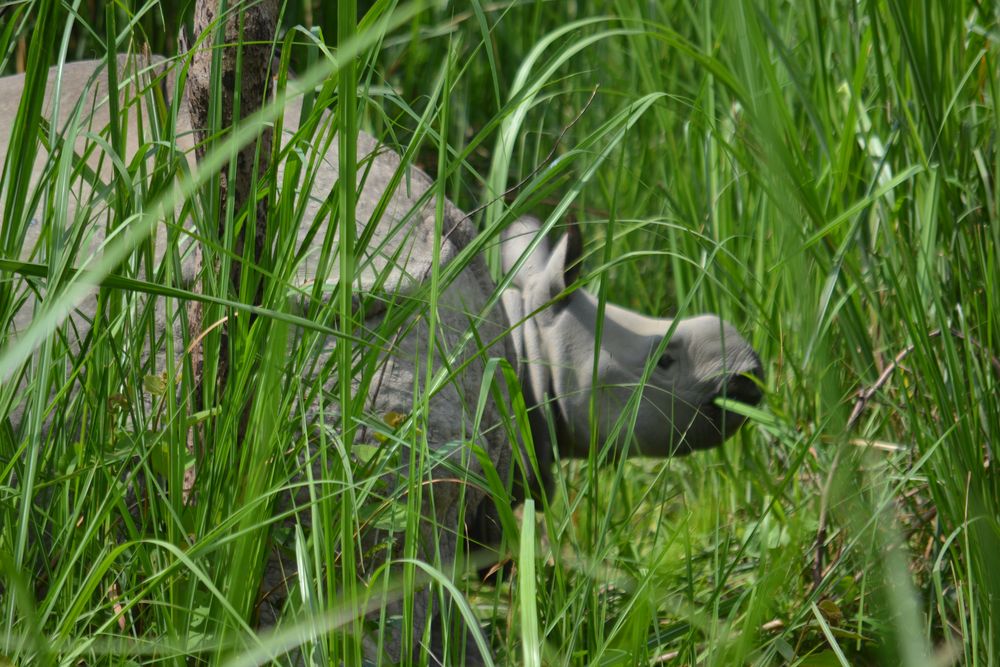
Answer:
0;56;511;662
1;56;763;663
500;216;764;494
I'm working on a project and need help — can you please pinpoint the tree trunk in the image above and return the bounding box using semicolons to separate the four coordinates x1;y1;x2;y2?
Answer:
186;0;278;402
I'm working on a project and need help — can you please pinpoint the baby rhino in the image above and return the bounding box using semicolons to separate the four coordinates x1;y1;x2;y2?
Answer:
0;56;763;664
500;216;763;497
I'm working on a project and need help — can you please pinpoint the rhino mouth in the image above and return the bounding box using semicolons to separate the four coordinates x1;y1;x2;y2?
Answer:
724;371;764;405
714;403;751;438
674;402;746;455
708;371;764;439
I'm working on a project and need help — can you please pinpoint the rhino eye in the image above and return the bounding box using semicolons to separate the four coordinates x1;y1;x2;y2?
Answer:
657;354;675;372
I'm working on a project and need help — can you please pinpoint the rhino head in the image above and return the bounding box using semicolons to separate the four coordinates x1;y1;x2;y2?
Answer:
500;216;763;479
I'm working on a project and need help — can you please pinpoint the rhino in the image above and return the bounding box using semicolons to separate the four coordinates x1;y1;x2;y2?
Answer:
500;216;763;492
0;56;762;662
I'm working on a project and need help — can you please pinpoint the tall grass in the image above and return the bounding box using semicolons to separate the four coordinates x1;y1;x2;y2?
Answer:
1;1;998;665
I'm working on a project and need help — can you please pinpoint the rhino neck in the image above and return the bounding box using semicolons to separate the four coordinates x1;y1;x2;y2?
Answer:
502;286;589;500
512;288;655;462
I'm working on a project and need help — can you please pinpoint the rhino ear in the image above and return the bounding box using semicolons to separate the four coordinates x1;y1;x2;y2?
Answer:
563;222;583;285
502;216;550;288
542;223;583;299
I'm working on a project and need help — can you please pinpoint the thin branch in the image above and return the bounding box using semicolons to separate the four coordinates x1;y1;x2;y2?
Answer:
847;327;1000;430
813;326;1000;591
461;85;600;225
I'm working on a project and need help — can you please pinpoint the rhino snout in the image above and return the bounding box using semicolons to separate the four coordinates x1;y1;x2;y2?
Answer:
717;358;764;406
709;354;764;438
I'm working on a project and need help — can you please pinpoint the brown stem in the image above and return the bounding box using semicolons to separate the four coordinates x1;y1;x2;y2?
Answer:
846;327;1000;430
186;0;278;412
813;326;1000;591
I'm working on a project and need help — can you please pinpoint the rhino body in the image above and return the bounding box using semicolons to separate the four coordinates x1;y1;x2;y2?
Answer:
1;56;512;660
0;57;762;661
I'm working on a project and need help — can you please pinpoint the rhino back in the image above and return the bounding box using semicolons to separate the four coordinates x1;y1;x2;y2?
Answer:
2;57;514;477
2;57;479;334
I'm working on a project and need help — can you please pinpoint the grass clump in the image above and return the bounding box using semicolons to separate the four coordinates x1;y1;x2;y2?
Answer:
2;1;998;665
